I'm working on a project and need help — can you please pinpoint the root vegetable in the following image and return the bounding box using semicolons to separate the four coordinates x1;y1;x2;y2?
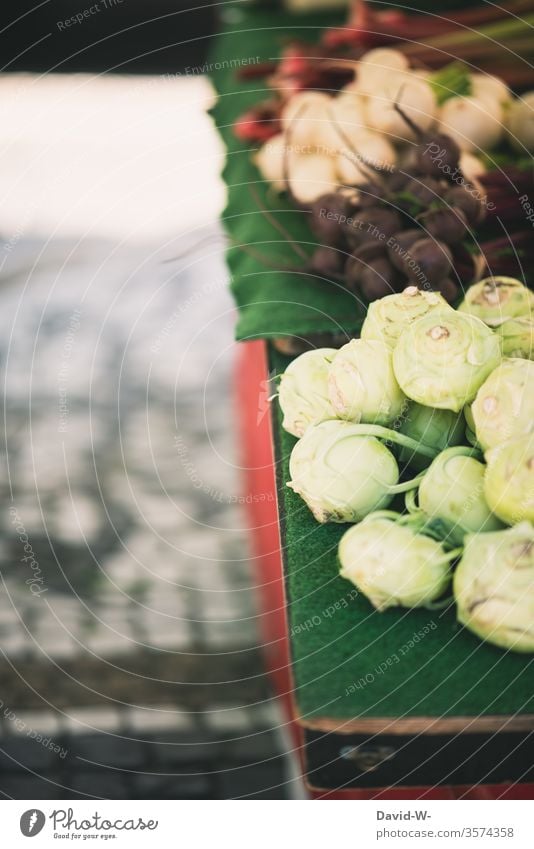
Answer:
365;77;437;142
254;133;287;191
289;154;338;203
439;96;503;151
507;92;534;152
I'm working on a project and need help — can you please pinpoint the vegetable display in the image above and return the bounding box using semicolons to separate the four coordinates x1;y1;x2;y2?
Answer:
234;21;534;334
279;279;534;652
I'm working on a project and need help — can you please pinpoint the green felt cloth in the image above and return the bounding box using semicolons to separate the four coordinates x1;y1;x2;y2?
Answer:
270;347;534;722
208;5;366;341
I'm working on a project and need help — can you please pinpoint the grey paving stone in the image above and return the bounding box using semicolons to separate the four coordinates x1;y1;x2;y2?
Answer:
72;735;147;769
69;772;129;799
132;771;212;799
0;737;60;772
63;707;123;735
152;734;220;766
226;731;280;763
0;773;64;799
218;760;289;800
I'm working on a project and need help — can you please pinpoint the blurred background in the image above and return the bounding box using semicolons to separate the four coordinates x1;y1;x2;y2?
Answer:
0;0;304;799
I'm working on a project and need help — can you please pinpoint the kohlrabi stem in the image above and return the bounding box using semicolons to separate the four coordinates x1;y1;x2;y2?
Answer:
362;509;403;523
440;547;463;563
405;489;421;515
348;424;440;459
388;471;426;495
465;426;479;449
424;595;455;610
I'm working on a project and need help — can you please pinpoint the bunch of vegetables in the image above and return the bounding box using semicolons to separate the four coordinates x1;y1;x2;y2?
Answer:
278;278;534;652
246;46;534;307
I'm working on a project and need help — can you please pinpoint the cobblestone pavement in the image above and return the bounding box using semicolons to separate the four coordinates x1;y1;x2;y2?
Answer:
0;74;301;799
0;231;302;799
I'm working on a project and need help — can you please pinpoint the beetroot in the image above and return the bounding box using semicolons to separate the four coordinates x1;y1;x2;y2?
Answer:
444;185;484;225
360;259;400;300
434;277;460;303
419;207;468;246
344;207;402;249
309;193;356;246
309;245;346;278
403;238;453;286
387;229;422;271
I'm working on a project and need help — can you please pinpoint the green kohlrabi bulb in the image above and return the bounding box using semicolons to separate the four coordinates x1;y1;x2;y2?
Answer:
418;446;503;545
484;434;534;525
327;339;406;426
339;516;454;610
278;347;337;437
496;316;534;360
398;402;465;471
288;421;400;523
361;286;450;351
454;522;534;652
458;276;534;327
471;358;534;451
393;310;501;412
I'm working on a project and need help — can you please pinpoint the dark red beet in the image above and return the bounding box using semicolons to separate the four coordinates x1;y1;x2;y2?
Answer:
344;207;402;249
360;259;399;300
386;170;412;192
309;192;357;246
356;182;389;208
309;245;346;277
403;238;453;287
414;132;462;180
434;277;460;303
396;176;444;212
345;243;387;292
418;207;468;246
444;185;484;225
351;241;387;264
387;229;423;271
